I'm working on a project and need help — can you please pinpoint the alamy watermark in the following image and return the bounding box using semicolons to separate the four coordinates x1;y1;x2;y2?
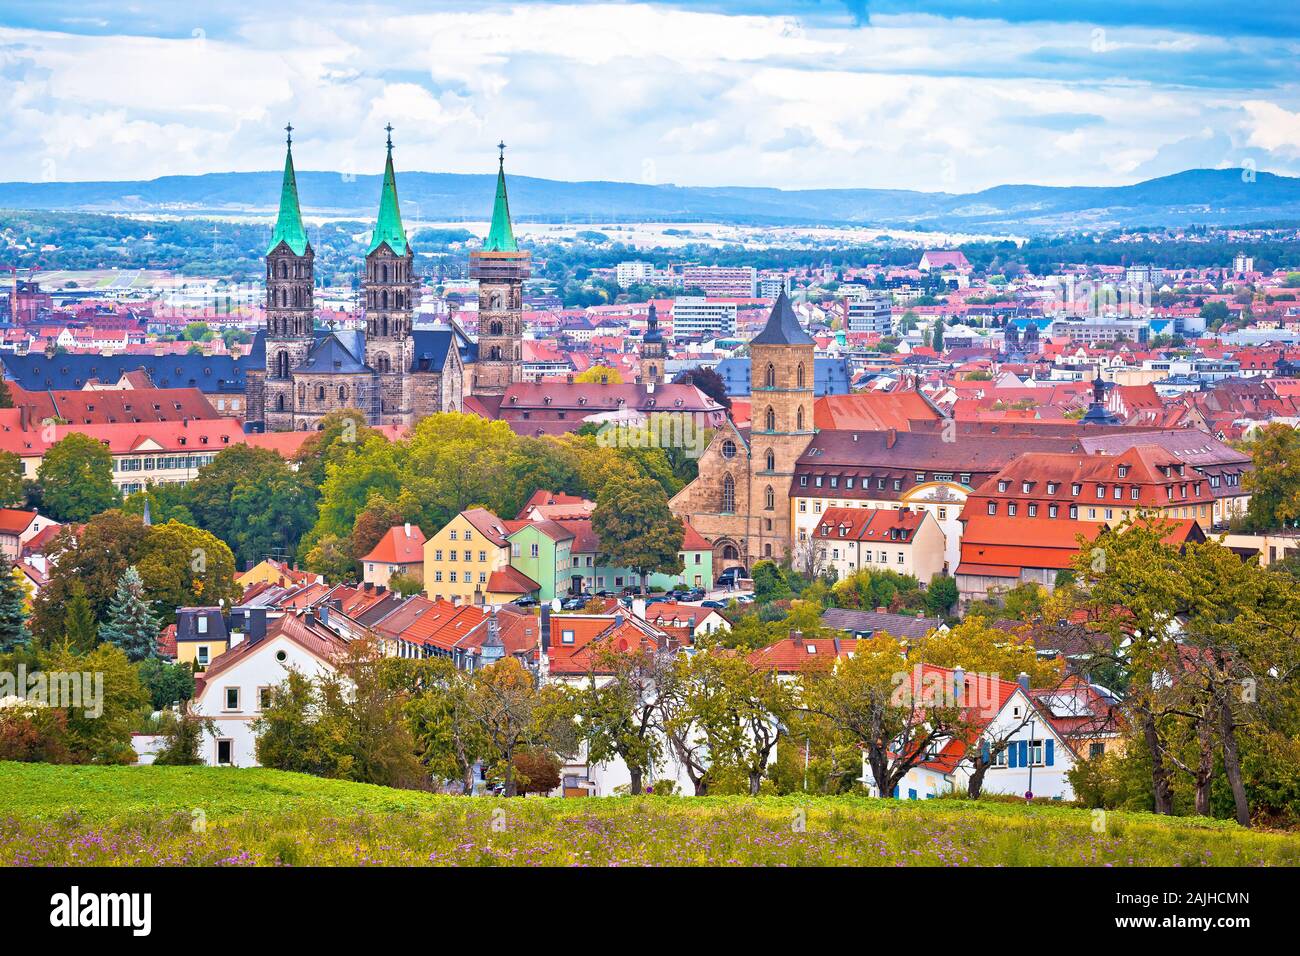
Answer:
0;666;103;718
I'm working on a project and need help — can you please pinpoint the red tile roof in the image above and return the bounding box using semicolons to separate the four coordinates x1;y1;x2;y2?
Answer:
362;524;426;564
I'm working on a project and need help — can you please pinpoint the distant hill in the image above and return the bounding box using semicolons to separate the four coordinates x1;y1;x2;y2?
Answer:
1;167;1297;234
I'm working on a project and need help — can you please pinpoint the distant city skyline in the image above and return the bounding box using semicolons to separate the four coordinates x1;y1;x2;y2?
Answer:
0;0;1296;191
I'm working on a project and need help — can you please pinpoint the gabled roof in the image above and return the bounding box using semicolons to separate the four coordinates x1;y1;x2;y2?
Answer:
749;291;815;346
748;633;857;673
297;332;371;375
487;566;541;595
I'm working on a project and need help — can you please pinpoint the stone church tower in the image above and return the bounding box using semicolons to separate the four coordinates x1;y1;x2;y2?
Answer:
471;145;529;395
637;303;666;385
363;126;417;424
746;291;815;562
668;291;815;568
262;127;315;432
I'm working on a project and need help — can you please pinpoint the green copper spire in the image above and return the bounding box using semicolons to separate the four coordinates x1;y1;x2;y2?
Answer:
483;141;518;253
267;123;309;256
368;124;409;256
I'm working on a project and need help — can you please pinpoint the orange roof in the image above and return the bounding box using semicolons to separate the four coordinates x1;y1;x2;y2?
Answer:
362;524;426;564
813;391;940;431
487;566;540;595
0;508;37;535
748;634;857;673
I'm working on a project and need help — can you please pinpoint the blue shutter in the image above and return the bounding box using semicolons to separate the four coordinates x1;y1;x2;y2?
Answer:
908;788;918;801
980;740;991;763
1019;740;1029;767
892;785;899;799
1007;743;1017;768
1046;739;1055;766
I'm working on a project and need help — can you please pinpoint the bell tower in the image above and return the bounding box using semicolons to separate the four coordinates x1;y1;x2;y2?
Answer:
637;303;666;386
747;291;815;563
264;123;314;432
363;125;417;424
471;142;530;395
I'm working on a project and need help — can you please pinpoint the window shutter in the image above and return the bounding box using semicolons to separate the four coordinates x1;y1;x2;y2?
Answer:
980;740;990;763
1046;739;1055;766
892;785;899;799
1007;743;1017;769
1019;740;1029;767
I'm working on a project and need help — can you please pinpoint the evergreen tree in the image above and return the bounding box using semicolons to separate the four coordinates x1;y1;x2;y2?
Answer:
0;562;31;653
63;582;98;652
931;317;945;354
98;566;162;662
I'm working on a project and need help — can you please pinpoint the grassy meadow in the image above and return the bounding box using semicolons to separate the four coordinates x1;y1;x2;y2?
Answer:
2;762;1298;866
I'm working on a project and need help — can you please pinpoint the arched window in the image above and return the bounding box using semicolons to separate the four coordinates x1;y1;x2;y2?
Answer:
381;263;389;283
797;363;805;388
275;351;289;378
489;345;501;361
381;290;388;309
382;316;389;337
765;485;775;510
797;407;805;430
721;473;735;513
338;386;347;401
764;363;776;388
489;320;503;337
764;543;773;557
275;394;285;411
765;407;776;431
279;261;288;279
765;449;775;471
316;385;325;401
722;544;739;562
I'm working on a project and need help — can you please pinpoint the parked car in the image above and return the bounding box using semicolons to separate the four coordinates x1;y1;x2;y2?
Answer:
701;600;728;609
716;567;749;588
511;595;539;608
682;588;706;602
560;595;591;611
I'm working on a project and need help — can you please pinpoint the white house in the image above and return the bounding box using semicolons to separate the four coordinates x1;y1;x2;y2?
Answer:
863;666;1079;802
188;611;345;767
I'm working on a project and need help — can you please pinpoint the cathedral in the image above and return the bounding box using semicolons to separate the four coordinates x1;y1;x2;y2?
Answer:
248;128;530;430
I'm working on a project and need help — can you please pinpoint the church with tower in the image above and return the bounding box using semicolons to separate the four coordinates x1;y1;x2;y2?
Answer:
669;291;815;569
250;127;529;431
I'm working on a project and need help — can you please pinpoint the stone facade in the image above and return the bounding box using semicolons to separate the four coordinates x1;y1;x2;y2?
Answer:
670;293;815;570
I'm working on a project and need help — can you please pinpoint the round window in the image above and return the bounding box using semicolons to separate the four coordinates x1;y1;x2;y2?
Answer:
721;440;736;459
275;650;287;663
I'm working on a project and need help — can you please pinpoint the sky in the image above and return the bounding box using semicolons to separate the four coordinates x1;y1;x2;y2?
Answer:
0;0;1297;192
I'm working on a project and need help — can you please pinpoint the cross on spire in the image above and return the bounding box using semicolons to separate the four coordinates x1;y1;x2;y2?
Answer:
386;124;394;150
498;140;507;165
285;122;293;147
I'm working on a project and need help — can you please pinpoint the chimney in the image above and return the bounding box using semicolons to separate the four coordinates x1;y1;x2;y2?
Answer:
876;606;886;613
791;629;802;645
404;522;411;538
539;604;551;651
1017;671;1030;692
832;636;841;656
632;597;646;620
886;428;897;449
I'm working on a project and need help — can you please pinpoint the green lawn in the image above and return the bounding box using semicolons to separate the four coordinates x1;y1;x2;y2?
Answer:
2;762;1297;866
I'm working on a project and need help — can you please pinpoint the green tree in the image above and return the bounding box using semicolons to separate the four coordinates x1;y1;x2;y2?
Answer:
62;583;98;652
98;566;162;662
151;712;215;766
137;656;196;710
37;433;119;522
750;560;792;603
924;575;958;616
0;561;32;653
0;451;25;508
1242;423;1300;530
41;641;148;763
592;474;683;595
136;520;240;618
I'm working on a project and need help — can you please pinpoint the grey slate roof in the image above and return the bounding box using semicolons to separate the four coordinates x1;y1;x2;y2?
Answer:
750;291;814;346
821;607;946;640
296;331;371;375
1;351;251;395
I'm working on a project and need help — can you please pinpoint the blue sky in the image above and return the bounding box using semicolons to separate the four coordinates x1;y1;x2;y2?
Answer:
0;1;1296;191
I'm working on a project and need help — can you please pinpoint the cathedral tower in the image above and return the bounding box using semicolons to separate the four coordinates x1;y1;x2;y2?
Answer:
264;124;315;431
638;303;666;385
471;143;530;395
748;291;815;562
363;125;417;424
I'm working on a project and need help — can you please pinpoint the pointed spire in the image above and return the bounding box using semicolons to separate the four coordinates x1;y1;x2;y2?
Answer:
751;290;814;346
483;141;519;253
368;126;409;256
267;124;309;256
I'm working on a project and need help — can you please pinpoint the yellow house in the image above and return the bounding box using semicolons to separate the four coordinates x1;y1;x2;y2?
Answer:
423;508;520;606
174;608;229;669
235;558;322;590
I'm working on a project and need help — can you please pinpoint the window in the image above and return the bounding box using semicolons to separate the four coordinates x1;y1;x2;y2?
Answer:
196;645;210;666
765;407;776;431
721;439;737;459
258;687;273;711
561;629;575;645
216;739;233;766
721;474;735;513
450;530;458;540
987;502;997;515
765;486;775;510
531;543;539;558
197;616;208;634
224;687;240;711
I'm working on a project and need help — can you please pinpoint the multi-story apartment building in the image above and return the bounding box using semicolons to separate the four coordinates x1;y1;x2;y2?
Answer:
809;506;946;583
672;297;738;338
844;292;893;334
682;266;757;297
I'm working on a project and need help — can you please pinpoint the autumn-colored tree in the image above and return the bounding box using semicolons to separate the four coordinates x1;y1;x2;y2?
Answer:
1242;422;1300;530
37;432;119;522
592;474;683;595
